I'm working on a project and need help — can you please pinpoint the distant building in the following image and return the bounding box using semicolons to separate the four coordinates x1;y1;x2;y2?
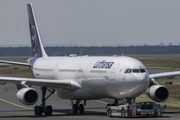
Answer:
159;43;164;46
53;53;59;56
168;42;173;46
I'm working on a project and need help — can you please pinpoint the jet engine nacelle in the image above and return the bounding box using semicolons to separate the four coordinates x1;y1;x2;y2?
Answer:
17;88;38;105
146;85;169;102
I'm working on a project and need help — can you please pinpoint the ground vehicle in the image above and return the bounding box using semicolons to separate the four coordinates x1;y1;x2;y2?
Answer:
106;101;161;117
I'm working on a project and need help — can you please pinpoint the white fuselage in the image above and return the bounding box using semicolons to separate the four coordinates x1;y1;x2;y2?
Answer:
31;56;149;100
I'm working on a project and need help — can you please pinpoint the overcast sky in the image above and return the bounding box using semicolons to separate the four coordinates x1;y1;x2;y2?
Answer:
0;0;180;46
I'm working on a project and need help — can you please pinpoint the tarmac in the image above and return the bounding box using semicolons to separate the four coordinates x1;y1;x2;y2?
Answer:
0;69;180;120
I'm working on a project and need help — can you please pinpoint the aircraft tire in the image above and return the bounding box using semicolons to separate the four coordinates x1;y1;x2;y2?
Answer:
44;105;53;115
34;106;38;115
79;104;84;113
34;106;43;115
72;104;78;114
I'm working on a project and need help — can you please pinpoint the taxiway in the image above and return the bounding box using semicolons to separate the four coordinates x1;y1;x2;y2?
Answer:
0;69;180;120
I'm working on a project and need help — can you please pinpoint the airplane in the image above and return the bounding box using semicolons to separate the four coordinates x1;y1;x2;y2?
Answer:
0;3;180;116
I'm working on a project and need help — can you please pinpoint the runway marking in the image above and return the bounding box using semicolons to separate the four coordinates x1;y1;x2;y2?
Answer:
92;100;108;104
0;98;33;110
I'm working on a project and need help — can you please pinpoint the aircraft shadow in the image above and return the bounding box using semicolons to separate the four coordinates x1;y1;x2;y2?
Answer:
0;108;178;118
0;108;107;118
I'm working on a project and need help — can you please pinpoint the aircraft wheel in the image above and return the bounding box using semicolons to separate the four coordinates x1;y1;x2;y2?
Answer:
34;106;43;115
79;104;84;113
72;104;78;114
34;106;38;115
44;105;53;115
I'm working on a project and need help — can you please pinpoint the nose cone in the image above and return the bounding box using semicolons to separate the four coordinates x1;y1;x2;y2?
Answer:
135;72;149;83
132;72;150;95
117;72;149;99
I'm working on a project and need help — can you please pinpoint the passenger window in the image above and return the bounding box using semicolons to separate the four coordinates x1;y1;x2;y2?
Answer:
140;69;146;73
133;69;139;73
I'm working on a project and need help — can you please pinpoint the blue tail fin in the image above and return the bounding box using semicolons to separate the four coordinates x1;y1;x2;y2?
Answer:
27;3;48;58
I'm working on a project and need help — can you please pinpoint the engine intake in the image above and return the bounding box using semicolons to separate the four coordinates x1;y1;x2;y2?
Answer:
146;85;169;102
17;88;38;105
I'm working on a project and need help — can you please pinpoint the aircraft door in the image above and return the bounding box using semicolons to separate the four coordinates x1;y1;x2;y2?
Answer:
84;63;92;78
106;63;120;97
53;63;59;79
82;63;92;92
109;63;120;81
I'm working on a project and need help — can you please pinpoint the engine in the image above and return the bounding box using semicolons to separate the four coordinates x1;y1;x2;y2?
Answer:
16;88;38;105
146;85;169;102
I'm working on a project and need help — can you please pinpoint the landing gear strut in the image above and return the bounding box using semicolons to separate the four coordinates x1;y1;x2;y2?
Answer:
34;87;55;115
127;98;136;104
72;100;85;114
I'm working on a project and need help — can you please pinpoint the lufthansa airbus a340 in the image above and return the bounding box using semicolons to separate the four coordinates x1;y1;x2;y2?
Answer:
0;3;180;116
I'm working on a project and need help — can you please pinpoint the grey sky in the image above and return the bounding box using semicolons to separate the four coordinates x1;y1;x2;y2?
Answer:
0;0;180;46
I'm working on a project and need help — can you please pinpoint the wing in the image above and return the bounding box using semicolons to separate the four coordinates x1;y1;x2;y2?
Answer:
0;76;81;92
149;71;180;79
0;60;29;66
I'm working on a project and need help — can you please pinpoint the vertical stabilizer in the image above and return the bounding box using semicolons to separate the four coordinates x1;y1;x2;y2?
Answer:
27;3;48;58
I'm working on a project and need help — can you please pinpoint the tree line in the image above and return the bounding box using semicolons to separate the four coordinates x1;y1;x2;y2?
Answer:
0;46;180;56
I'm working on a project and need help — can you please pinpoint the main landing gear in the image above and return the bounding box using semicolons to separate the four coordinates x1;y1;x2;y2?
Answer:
34;87;55;115
72;100;86;114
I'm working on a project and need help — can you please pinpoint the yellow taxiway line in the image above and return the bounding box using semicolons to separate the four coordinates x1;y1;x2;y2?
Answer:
0;97;108;110
92;100;108;104
0;98;33;110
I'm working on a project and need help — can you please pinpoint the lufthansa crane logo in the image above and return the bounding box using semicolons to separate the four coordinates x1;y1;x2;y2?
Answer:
31;26;36;52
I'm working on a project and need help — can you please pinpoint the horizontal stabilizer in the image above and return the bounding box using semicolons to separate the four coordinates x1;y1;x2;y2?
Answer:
0;60;29;66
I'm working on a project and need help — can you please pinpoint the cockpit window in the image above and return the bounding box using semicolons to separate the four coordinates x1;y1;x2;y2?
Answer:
125;69;132;73
125;68;146;74
133;69;139;73
125;69;129;73
140;69;146;73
